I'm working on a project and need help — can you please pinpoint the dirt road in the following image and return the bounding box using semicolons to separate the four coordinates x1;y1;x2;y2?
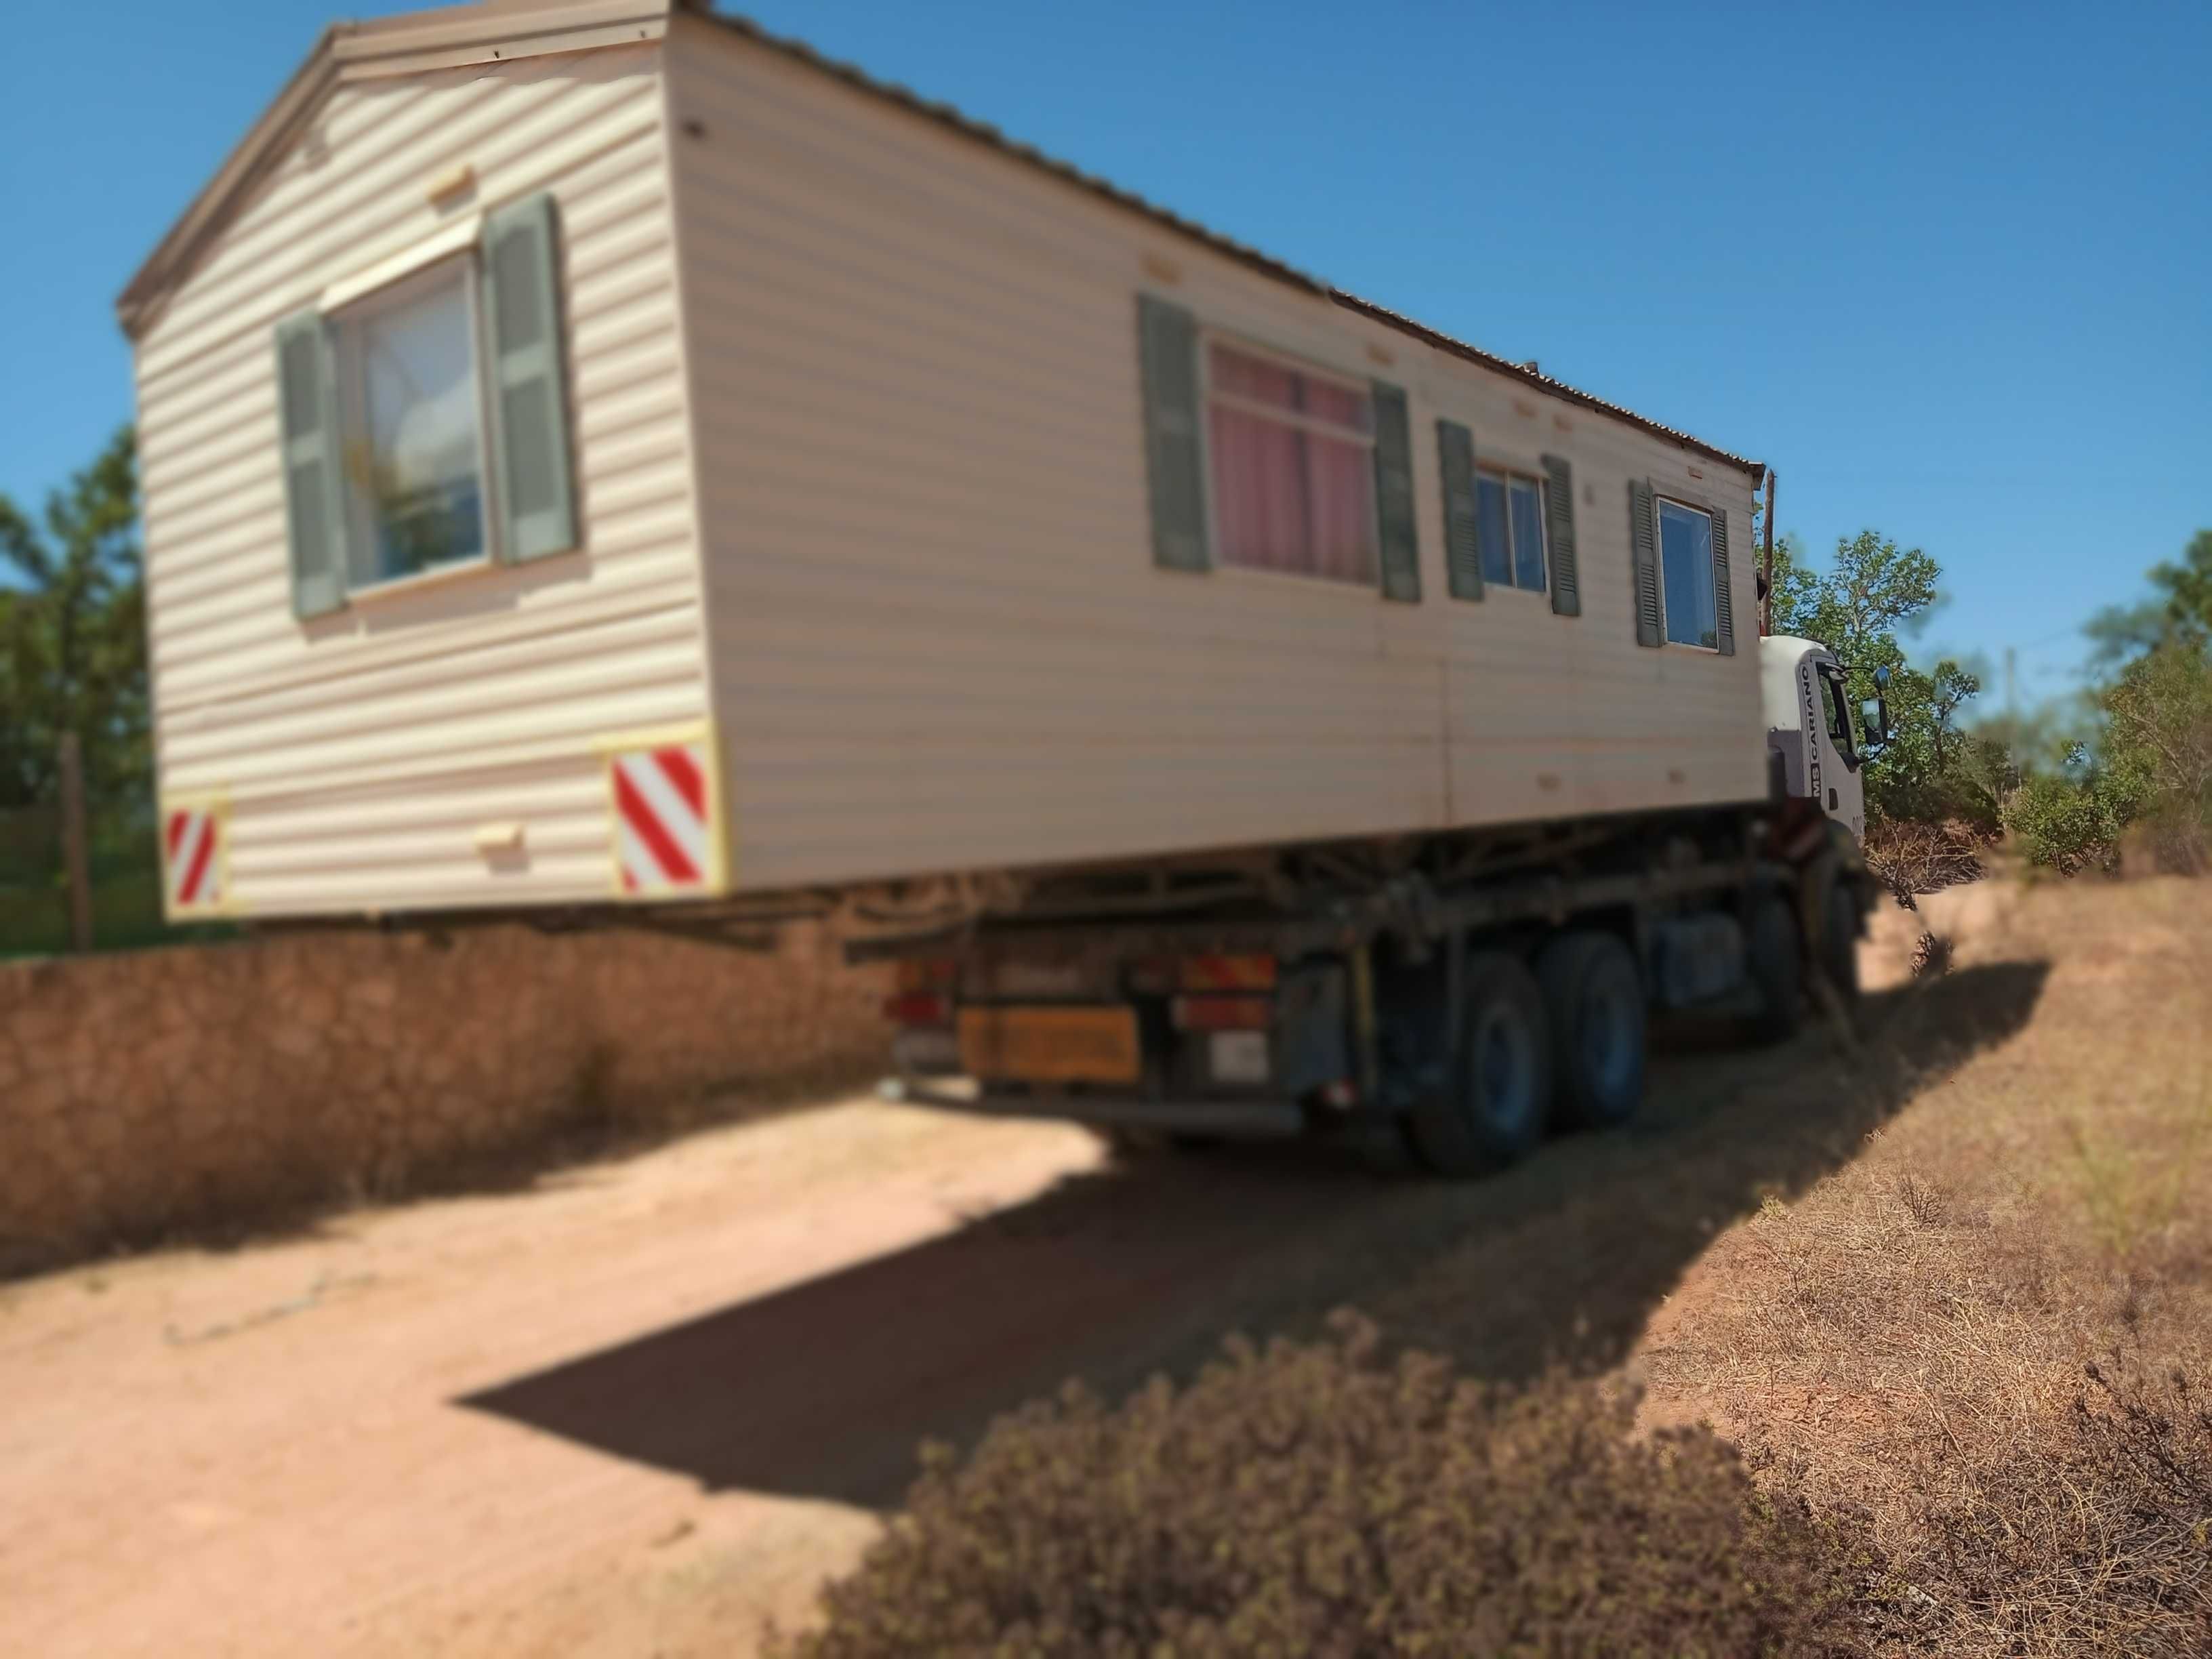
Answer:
2;890;2027;1657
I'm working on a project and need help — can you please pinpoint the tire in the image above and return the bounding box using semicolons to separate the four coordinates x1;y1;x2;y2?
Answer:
1536;930;1647;1130
1406;952;1553;1177
1746;893;1804;1045
1821;880;1862;1006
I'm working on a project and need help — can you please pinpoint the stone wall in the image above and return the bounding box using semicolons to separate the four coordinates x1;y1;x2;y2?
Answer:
0;922;892;1276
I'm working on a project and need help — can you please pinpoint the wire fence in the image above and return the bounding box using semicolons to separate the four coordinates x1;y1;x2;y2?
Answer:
0;798;226;960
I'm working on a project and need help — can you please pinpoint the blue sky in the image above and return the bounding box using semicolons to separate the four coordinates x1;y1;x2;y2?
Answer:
3;0;2204;706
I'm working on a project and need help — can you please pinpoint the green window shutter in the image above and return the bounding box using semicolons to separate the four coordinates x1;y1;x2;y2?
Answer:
1370;380;1420;602
1628;479;1662;648
1436;419;1481;600
1540;454;1580;617
274;309;348;618
480;192;578;562
1711;503;1736;655
1135;294;1209;571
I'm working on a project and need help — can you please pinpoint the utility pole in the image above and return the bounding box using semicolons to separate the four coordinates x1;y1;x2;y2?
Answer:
57;733;93;954
2004;647;2019;788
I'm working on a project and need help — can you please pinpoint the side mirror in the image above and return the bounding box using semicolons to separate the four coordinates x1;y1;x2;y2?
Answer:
1861;697;1891;750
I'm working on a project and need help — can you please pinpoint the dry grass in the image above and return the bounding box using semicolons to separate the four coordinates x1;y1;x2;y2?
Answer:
1640;876;2212;1655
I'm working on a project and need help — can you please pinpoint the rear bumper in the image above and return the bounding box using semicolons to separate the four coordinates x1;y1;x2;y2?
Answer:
878;1076;1307;1140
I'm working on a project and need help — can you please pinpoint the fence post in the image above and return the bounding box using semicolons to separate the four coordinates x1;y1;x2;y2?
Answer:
58;733;93;954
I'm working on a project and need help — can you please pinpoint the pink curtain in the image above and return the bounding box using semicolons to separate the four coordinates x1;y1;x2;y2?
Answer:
1206;344;1377;585
1210;405;1309;574
1305;436;1377;583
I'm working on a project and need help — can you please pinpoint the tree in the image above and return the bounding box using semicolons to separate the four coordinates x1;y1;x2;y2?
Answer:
2100;640;2212;870
2082;529;2212;670
0;426;148;819
2150;529;2212;640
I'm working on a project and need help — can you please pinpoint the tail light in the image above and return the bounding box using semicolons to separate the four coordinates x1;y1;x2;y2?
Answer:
882;991;953;1027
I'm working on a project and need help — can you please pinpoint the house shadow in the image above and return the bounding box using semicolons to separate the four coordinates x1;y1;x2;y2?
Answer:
459;958;2048;1511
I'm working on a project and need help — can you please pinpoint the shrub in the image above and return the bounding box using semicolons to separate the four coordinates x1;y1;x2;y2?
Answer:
2005;773;2125;876
778;1314;1877;1658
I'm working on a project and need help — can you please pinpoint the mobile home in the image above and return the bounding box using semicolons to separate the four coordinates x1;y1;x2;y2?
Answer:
124;0;1769;925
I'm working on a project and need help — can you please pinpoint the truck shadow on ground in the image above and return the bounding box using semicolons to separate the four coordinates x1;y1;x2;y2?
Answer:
460;958;2048;1512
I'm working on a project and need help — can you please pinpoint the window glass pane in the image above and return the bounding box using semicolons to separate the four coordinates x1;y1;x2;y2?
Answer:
1476;473;1512;586
1508;478;1546;592
1205;342;1376;586
1658;501;1717;648
1209;404;1310;574
1305;435;1378;584
1299;376;1374;437
349;269;485;581
1820;673;1856;758
1209;343;1299;413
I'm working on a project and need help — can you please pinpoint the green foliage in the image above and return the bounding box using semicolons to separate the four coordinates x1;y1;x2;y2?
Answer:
2003;771;2129;875
0;426;148;813
2083;530;2212;673
0;426;181;955
2100;640;2212;871
779;1315;1879;1658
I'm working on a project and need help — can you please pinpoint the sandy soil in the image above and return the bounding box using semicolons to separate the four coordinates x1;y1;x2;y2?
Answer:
1;876;2035;1658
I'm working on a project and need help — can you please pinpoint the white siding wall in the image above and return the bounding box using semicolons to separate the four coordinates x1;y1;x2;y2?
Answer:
666;21;1763;895
135;45;703;916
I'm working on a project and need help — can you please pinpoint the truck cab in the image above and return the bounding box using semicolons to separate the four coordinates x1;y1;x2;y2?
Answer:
1761;636;1874;843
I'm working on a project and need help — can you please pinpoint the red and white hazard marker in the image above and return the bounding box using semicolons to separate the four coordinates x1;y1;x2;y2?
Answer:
609;740;716;895
164;804;224;912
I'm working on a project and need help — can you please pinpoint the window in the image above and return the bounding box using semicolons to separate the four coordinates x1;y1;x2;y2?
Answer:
276;193;576;620
1475;468;1548;593
1656;499;1718;649
1204;340;1378;586
1818;666;1861;769
333;259;492;586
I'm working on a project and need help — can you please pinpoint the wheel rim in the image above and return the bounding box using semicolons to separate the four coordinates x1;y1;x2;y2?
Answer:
1582;974;1637;1097
1470;1002;1536;1132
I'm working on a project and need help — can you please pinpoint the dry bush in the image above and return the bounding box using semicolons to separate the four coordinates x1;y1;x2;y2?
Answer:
778;1312;1879;1659
1864;817;1990;909
1908;931;1952;977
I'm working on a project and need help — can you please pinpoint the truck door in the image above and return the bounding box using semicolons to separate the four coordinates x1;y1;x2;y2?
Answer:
1811;661;1866;841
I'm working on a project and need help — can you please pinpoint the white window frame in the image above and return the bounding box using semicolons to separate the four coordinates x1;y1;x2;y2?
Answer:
1196;331;1383;593
325;244;502;598
1474;464;1550;596
1654;495;1721;653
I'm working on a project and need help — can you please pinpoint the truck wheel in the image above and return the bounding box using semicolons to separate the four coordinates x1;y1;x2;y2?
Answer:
1406;952;1552;1176
1822;882;1862;1006
1746;894;1804;1044
1536;931;1646;1130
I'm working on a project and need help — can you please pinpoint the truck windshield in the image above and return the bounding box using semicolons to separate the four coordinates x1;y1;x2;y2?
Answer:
1818;668;1860;769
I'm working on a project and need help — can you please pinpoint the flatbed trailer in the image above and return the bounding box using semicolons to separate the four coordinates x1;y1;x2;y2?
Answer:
870;647;1884;1176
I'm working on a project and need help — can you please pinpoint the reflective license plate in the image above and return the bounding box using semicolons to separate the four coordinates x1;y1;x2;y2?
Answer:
957;1005;1142;1084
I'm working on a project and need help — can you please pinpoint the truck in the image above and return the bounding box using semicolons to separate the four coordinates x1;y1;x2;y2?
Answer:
872;630;1885;1172
120;0;1886;1173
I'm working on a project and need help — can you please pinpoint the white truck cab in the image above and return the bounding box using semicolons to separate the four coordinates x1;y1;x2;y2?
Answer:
1760;635;1881;843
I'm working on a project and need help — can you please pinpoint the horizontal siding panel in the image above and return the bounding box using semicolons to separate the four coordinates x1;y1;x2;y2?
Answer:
135;45;708;918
